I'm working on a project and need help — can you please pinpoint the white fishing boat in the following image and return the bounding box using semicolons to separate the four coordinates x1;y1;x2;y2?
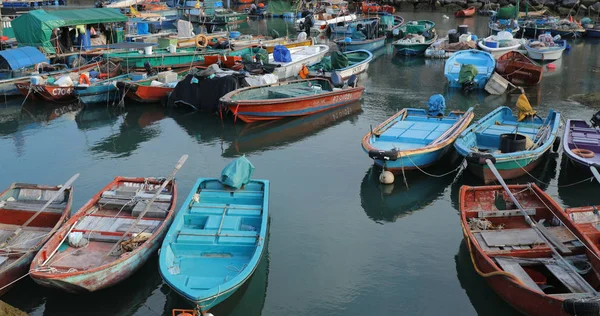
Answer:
295;13;357;33
477;32;524;59
269;45;330;79
105;0;142;8
525;34;567;61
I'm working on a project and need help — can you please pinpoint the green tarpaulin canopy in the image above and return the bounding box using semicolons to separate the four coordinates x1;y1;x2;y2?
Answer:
12;8;127;54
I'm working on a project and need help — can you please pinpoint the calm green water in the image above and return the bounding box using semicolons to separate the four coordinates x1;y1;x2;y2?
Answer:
1;12;600;316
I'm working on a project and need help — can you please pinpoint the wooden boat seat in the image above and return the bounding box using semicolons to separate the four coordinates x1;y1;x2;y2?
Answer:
0;227;53;251
0;201;66;213
495;257;543;291
568;211;600;224
74;216;161;234
176;229;258;244
572;137;600;146
476;208;536;218
544;262;589;293
377;120;452;144
473;226;582;252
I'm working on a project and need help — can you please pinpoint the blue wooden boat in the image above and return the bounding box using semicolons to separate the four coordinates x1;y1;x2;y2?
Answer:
454;106;560;183
585;25;600;38
159;178;269;311
362;107;474;173
74;74;129;105
444;50;495;89
334;36;386;52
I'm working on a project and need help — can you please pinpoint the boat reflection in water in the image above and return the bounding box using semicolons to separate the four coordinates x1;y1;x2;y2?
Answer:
359;164;453;223
3;254;164;315
557;155;600;207
224;101;362;157
163;249;271;316
76;104;166;158
454;241;521;316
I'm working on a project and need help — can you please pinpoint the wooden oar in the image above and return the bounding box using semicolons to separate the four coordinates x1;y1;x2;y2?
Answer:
485;159;598;295
99;154;188;265
0;173;80;249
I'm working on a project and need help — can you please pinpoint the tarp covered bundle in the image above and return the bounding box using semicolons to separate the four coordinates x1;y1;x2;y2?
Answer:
427;94;446;116
331;51;349;69
12;8;127;54
0;47;48;71
220;155;255;189
458;64;478;84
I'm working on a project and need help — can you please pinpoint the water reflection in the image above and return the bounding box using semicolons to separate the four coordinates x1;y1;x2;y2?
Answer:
84;105;166;158
360;164;453;223
454;240;521;316
557;156;600;207
224;101;362;157
3;255;164;316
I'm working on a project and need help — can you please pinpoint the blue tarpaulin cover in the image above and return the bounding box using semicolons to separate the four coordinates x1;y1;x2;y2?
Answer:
427;94;446;116
220;155;255;189
0;47;48;70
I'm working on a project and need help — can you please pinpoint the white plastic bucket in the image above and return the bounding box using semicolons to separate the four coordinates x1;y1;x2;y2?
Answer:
144;46;153;55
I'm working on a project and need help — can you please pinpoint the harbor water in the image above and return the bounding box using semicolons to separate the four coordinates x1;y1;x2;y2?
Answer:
1;11;600;316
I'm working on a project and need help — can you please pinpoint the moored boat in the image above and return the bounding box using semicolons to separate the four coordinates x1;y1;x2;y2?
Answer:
444;49;495;89
159;174;269;311
362;101;474;173
562;118;600;172
460;183;600;316
328;17;379;35
220;78;364;123
455;6;476;17
496;51;543;85
394;33;438;56
454;106;560;183
489;16;520;36
263;38;313;53
477;32;523;59
335;35;386;52
123;68;192;103
269;45;329;80
295;13;358;33
307;50;373;79
30;176;177;293
0;182;73;294
525;36;567;61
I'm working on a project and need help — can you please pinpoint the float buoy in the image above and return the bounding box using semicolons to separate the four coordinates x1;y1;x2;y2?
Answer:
78;73;90;85
379;170;394;184
196;34;208;48
547;63;556;70
572;148;595;158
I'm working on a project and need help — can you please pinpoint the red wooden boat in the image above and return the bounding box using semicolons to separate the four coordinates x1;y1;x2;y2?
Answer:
30;177;176;293
220;78;364;123
460;183;600;316
124;68;191;103
361;2;395;14
496;51;543;86
15;61;121;103
0;183;72;294
455;6;476;17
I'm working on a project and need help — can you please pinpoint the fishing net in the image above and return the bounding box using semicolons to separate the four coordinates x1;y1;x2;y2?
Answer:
331;51;349;69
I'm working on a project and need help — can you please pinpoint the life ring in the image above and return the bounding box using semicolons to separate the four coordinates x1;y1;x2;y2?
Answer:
572;148;595;158
195;34;208;48
78;73;90;85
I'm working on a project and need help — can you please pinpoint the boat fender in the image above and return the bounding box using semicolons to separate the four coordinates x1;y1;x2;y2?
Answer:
368;149;399;161
196;34;208;48
563;299;600;316
466;152;496;164
379;170;394;184
572;148;595;158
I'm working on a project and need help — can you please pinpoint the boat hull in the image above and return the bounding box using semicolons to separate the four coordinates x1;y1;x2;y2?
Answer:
525;48;564;61
394;42;433;56
496;51;543;86
465;154;545;184
336;37;385;52
74;85;120;105
16;83;76;103
126;85;174;103
562;119;600;172
272;48;329;79
585;28;600;38
225;86;365;123
445;49;496;89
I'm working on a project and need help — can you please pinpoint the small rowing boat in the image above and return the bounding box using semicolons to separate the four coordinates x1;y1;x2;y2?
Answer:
477;32;523;59
444;50;495;89
159;175;269;311
455;6;476;17
525;37;567;61
460;183;600;315
454;106;560;183
124;68;190;103
562;118;600;172
269;45;329;80
307;50;373;80
0;182;73;294
30;176;177;292
362;101;474;173
496;51;543;86
220;78;364;123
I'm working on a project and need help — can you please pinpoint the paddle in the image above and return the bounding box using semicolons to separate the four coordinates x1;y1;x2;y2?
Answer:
485;159;598;295
0;173;80;249
98;154;188;265
590;166;600;185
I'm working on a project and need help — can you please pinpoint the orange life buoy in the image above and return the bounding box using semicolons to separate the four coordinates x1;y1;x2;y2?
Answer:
79;73;90;85
572;148;595;158
196;34;208;48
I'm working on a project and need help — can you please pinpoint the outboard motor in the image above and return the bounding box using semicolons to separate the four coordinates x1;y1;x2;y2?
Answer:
304;14;314;33
144;61;157;76
591;110;600;128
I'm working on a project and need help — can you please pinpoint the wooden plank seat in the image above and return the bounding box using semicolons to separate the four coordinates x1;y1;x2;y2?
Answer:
477;208;536;218
0;201;66;213
0;227;53;251
75;216;161;235
495;257;543;291
473;226;582;252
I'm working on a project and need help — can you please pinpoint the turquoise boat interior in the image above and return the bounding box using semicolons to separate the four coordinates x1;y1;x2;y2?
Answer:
444;50;495;89
160;178;269;305
454;106;560;159
369;108;463;151
229;79;334;100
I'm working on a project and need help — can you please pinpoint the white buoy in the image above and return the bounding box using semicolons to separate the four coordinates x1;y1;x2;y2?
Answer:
442;15;449;19
379;170;395;184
